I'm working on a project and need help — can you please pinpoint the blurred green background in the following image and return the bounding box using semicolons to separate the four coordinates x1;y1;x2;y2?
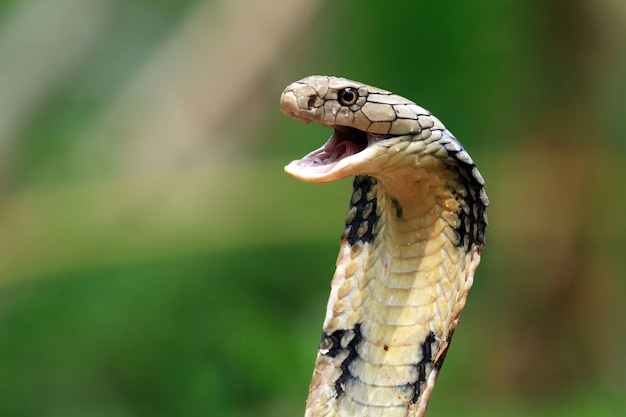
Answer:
1;0;625;416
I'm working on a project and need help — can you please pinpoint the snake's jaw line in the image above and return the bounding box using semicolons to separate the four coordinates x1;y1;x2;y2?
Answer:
281;76;488;417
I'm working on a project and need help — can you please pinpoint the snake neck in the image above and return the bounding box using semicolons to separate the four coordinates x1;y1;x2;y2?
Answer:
306;147;487;417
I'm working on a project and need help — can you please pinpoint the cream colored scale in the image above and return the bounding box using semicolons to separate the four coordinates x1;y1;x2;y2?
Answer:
280;76;489;417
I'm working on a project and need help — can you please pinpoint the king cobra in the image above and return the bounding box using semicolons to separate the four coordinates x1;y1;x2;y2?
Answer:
280;76;489;417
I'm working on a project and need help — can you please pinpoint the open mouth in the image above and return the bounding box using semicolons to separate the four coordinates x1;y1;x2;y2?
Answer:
284;124;384;183
297;126;369;167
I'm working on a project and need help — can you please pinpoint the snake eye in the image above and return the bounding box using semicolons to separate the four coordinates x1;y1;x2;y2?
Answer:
338;88;359;106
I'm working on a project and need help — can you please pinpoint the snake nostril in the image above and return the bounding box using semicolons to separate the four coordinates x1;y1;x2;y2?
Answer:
307;96;317;110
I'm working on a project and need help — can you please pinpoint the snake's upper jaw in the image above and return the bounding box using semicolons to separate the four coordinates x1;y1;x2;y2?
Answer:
285;126;384;183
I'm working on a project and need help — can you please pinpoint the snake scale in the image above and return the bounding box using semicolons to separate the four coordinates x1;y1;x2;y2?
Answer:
280;76;489;417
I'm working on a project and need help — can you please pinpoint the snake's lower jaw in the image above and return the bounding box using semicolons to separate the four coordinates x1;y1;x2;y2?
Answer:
285;129;373;183
285;152;355;183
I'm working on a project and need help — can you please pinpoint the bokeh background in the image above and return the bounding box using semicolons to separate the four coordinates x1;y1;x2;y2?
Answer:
1;0;625;416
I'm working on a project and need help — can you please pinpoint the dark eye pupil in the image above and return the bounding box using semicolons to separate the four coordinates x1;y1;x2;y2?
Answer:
340;88;358;105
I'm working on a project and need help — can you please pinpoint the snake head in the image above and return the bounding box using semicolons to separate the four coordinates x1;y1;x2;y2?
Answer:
280;75;437;183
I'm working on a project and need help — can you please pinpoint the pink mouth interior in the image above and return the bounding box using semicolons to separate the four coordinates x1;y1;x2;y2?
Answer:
292;126;369;169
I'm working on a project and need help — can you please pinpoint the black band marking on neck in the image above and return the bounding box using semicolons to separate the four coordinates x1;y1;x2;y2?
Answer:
390;196;403;219
410;332;438;405
343;176;379;245
445;157;488;250
319;324;363;398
